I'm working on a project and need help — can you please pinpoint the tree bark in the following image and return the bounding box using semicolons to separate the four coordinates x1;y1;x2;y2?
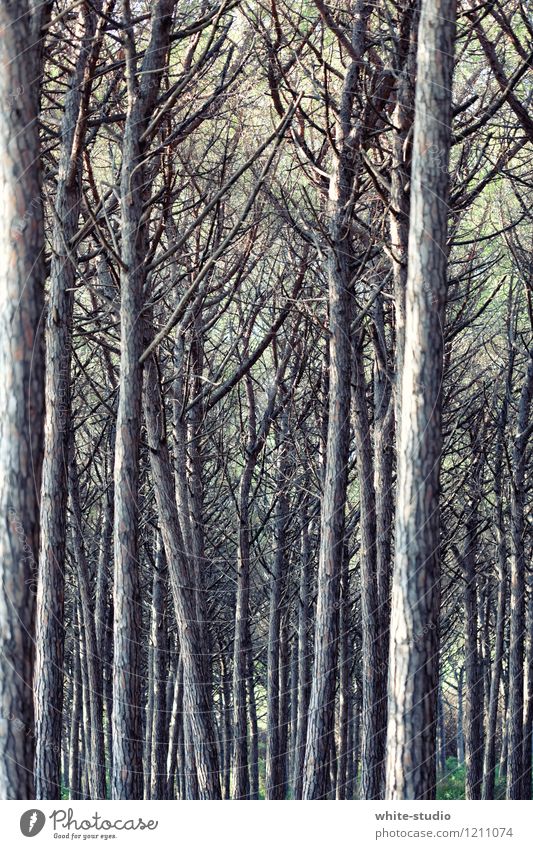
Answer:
0;0;45;801
385;0;457;800
507;353;533;798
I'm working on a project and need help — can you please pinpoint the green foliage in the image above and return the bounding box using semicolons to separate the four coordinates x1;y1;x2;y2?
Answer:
437;758;507;800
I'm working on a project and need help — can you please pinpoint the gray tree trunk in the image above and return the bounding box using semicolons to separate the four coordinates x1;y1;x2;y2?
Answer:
385;0;457;800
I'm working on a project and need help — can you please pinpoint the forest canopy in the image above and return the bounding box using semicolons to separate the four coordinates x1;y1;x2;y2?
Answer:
0;0;531;802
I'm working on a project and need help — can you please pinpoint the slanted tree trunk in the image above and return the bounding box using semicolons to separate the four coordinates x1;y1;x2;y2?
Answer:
0;0;46;801
385;0;457;800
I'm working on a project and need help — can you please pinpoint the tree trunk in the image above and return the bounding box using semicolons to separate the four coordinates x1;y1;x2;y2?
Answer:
292;499;312;798
385;0;457;800
68;444;107;799
0;0;45;802
35;1;101;800
507;353;533;798
112;0;175;799
302;33;357;799
143;354;221;799
266;419;290;799
150;539;169;800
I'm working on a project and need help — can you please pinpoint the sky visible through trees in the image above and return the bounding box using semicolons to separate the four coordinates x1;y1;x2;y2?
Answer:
0;0;532;803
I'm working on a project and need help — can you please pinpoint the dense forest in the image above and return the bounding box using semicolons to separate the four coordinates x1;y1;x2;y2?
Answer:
0;0;531;802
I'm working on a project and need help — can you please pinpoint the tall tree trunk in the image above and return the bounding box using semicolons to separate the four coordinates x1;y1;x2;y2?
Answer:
507;353;533;798
385;0;457;800
457;665;465;766
266;418;290;799
292;498;312;798
112;0;174;799
150;539;169;800
459;500;484;799
69;607;83;801
336;549;351;799
352;336;386;799
35;3;100;798
0;0;46;801
68;444;107;798
143;354;221;799
302;25;359;798
247;637;260;800
483;370;511;798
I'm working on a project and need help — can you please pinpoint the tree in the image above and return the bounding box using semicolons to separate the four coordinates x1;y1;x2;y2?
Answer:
385;0;457;800
0;0;46;801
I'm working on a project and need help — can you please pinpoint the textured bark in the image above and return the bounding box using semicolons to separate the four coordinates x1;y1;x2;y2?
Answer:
301;26;357;800
232;383;254;800
112;0;175;799
68;609;83;801
390;0;417;404
143;355;221;799
459;504;484;800
457;665;465;766
352;337;387;799
247;638;260;800
220;650;232;799
385;0;457;800
437;685;447;774
35;3;100;798
507;354;533;798
483;373;512;799
266;418;290;799
336;549;350;799
149;541;169;800
232;371;279;798
292;500;312;798
166;656;183;799
68;446;107;798
0;0;45;801
522;574;533;800
279;616;291;799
